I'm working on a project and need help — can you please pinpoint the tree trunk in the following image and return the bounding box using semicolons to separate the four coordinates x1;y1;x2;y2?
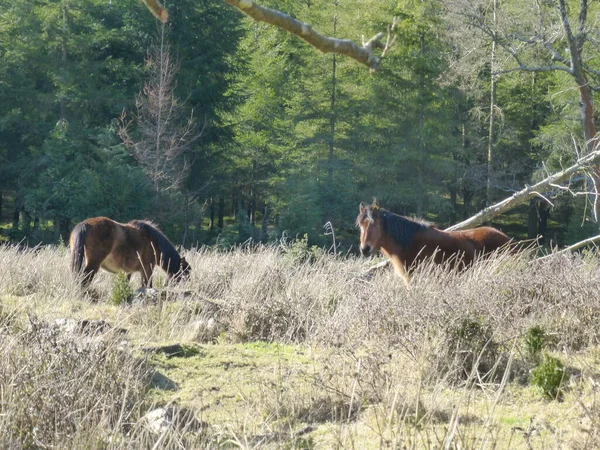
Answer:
260;202;270;243
416;34;426;218
12;205;20;233
215;0;398;72
486;0;497;207
247;197;254;225
209;198;215;231
462;188;473;220
527;199;538;239
449;187;457;224
60;0;67;124
181;191;189;247
447;146;600;231
22;210;31;237
537;202;550;244
218;197;224;230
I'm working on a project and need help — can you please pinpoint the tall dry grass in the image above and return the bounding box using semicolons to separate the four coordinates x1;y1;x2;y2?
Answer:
1;242;600;448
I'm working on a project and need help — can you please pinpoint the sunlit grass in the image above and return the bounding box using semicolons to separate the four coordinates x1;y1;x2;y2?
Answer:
1;243;600;448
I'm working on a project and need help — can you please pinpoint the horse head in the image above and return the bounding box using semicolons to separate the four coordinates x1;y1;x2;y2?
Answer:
171;256;191;282
356;200;385;257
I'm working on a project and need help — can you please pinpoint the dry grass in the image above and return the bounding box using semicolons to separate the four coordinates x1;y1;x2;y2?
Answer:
1;242;600;448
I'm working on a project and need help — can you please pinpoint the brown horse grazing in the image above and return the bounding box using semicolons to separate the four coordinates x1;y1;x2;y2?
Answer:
356;201;511;283
69;217;191;287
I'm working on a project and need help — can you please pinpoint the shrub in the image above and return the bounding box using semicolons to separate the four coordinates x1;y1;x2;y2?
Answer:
282;234;324;265
525;325;546;359
441;317;500;382
110;271;133;305
242;300;305;342
0;317;152;448
529;354;569;400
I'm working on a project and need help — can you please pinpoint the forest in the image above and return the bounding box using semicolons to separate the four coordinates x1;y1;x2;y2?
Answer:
1;0;599;250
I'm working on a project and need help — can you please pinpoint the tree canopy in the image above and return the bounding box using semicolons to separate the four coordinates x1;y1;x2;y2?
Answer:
1;0;598;249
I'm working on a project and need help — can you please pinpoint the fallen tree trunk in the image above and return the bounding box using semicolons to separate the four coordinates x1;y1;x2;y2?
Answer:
535;234;600;262
446;148;600;231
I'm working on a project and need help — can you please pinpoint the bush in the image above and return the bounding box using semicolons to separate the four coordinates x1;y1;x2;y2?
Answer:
525;325;546;359
441;317;500;383
529;354;569;400
282;234;324;265
110;271;133;305
0;317;152;448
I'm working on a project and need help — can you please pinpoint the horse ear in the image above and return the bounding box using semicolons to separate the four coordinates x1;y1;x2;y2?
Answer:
359;202;366;213
372;197;379;208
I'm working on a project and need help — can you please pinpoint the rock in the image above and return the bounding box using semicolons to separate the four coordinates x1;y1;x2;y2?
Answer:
143;407;172;434
142;343;186;358
53;318;127;336
141;406;206;434
131;287;161;305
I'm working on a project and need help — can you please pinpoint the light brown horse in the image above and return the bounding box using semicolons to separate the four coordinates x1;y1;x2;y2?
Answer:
69;217;191;287
356;201;511;283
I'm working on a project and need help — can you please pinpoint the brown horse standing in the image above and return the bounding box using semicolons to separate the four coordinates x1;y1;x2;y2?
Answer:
356;201;511;283
69;217;191;287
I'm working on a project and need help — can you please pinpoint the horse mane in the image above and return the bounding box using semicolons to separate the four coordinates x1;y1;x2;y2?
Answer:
129;220;181;274
379;209;432;249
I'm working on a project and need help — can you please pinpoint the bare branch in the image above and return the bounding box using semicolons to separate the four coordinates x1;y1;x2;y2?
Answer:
141;0;398;72
536;233;600;262
446;147;600;231
223;0;399;71
141;0;168;23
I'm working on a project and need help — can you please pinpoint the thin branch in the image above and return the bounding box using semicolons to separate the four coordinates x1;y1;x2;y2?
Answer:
222;0;398;71
536;234;600;261
141;0;398;72
446;147;600;231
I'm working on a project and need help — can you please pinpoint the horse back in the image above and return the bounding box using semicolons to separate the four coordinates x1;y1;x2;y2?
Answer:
73;217;132;264
403;227;477;266
455;226;511;253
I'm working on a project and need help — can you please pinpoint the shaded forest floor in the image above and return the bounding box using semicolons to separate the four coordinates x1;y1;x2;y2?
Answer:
1;244;600;449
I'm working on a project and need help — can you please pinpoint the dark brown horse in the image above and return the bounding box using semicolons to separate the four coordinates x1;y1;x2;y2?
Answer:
69;217;191;287
356;201;511;283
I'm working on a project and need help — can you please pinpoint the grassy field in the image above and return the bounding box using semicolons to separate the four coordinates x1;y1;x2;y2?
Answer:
1;242;600;449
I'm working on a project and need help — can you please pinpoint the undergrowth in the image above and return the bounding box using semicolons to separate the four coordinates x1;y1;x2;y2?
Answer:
1;243;600;448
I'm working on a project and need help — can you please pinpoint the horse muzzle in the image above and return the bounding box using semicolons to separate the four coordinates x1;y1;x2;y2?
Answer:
360;245;372;257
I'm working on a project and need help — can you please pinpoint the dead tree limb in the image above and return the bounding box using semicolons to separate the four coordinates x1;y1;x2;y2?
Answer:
141;0;398;72
221;0;398;72
535;234;600;262
362;148;600;275
446;148;600;231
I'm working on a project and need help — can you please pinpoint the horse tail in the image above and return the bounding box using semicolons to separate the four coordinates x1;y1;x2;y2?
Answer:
131;220;181;274
70;222;89;275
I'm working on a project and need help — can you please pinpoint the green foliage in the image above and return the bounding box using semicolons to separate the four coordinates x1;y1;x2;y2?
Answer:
529;354;569;400
282;234;325;265
525;325;546;359
0;0;595;247
110;272;133;306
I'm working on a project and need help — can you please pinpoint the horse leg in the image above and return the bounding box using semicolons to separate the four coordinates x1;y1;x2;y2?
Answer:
81;264;99;288
389;254;411;287
80;245;111;288
140;263;154;288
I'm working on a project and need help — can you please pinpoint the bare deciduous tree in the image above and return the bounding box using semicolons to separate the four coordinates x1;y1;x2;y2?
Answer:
119;26;202;204
446;0;600;216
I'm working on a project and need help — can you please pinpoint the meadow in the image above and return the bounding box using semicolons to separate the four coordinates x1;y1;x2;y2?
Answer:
0;241;599;449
